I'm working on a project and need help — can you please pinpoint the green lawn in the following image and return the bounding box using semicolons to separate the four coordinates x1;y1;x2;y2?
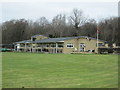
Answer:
2;52;118;88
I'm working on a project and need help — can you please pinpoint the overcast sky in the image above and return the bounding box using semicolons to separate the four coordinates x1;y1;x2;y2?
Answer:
1;0;119;23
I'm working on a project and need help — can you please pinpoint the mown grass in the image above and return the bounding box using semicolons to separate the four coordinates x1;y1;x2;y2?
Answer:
2;52;118;88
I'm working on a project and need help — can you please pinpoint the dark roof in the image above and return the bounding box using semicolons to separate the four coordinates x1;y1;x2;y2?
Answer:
32;37;75;43
33;36;107;43
14;36;107;44
76;36;107;42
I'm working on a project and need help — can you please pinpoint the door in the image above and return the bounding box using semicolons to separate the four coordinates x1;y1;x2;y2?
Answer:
80;43;85;52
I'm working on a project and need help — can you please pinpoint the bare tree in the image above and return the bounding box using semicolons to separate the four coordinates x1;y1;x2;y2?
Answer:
80;19;97;37
33;17;50;35
1;9;119;45
69;8;87;36
98;17;119;45
51;14;66;37
36;17;49;27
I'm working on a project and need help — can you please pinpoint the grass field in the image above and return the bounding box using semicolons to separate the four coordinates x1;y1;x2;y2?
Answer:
2;52;118;88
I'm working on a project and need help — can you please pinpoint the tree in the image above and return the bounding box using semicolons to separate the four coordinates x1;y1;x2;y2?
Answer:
36;17;49;27
80;19;97;37
69;8;87;36
2;19;28;44
51;14;66;37
1;9;119;45
98;17;119;45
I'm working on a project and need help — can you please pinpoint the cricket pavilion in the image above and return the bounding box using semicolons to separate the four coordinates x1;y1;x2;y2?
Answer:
13;35;111;54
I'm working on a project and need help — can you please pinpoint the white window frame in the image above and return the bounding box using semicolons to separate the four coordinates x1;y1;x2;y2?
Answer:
80;43;85;52
66;43;74;48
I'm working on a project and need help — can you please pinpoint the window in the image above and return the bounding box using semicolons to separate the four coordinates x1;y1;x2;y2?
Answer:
42;44;47;48
27;44;31;47
46;44;50;47
32;38;36;41
20;44;25;47
80;43;85;52
37;44;41;47
80;43;85;47
96;43;105;47
58;44;63;48
33;46;35;48
51;44;56;47
67;43;74;48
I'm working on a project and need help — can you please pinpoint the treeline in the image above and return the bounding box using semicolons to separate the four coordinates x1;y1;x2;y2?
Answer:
1;9;119;45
